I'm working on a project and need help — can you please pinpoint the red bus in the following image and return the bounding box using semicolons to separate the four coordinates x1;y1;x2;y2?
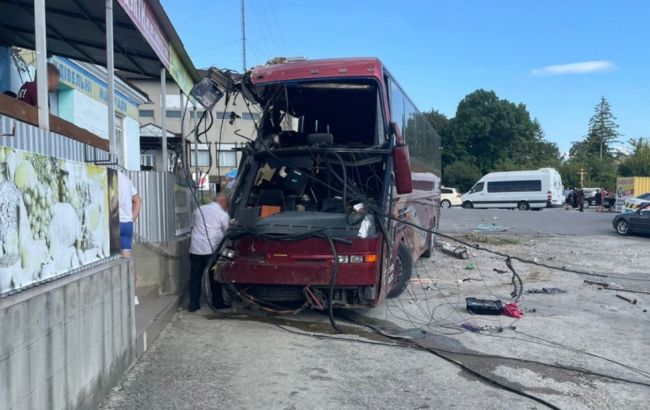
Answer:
198;58;441;311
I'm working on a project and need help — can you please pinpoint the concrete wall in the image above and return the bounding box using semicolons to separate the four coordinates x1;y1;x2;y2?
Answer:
0;259;136;410
133;238;190;295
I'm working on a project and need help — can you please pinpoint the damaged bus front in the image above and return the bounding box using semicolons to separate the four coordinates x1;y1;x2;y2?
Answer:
192;58;441;310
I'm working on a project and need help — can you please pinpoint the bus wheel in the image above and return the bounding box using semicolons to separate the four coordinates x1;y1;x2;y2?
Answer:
517;201;530;211
462;201;473;209
388;244;413;298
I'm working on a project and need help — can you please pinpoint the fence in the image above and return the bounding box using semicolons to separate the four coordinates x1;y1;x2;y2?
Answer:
0;114;110;163
127;171;195;244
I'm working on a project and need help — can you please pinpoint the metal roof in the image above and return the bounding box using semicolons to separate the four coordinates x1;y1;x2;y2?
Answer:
0;0;198;82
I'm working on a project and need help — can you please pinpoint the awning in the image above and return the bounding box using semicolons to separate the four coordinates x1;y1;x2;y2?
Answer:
0;0;198;94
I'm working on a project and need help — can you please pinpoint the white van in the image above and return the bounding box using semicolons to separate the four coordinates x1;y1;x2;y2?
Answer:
461;168;564;210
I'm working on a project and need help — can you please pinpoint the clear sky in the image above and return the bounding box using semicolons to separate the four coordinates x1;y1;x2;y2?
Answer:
161;0;649;152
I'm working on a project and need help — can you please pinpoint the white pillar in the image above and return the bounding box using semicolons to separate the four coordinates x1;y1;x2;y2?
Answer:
106;0;117;161
192;105;198;180
179;89;185;175
34;0;49;130
160;67;168;171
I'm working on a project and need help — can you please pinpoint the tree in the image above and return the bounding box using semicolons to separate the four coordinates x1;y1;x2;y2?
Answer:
618;138;650;176
445;90;560;174
561;97;622;189
586;97;620;159
444;160;481;192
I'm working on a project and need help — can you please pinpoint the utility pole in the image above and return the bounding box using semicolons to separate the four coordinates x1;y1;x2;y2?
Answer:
241;0;246;71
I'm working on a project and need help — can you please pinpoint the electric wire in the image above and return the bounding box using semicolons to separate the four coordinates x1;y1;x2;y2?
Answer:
271;321;650;388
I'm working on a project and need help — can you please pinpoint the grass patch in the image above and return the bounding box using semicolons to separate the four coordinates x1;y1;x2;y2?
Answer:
463;232;521;245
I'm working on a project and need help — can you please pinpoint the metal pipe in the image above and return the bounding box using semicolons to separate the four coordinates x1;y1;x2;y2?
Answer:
34;0;49;130
179;89;186;176
161;67;168;171
106;0;116;161
192;105;198;183
241;0;247;71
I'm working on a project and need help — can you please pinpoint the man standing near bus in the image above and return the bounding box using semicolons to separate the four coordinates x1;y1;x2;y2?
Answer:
188;192;230;312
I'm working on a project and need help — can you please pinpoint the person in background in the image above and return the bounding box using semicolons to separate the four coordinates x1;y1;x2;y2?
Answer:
188;192;230;312
607;189;616;212
118;172;142;257
594;188;602;212
576;189;585;212
17;62;60;107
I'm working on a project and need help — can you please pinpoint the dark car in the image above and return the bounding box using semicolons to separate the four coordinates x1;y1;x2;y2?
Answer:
613;203;650;236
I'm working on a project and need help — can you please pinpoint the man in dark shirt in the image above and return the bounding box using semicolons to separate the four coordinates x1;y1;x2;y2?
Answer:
17;63;60;107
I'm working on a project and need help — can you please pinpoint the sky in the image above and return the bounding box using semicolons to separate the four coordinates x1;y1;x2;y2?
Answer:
161;0;650;152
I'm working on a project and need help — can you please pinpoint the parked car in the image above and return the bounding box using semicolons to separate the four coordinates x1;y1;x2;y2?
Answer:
461;168;564;210
621;192;650;214
613;203;650;235
440;187;462;208
583;188;600;207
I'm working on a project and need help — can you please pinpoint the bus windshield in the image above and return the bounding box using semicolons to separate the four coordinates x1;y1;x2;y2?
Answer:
257;79;385;147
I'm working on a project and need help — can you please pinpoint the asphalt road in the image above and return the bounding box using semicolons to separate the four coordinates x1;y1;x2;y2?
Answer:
439;206;620;236
101;210;650;410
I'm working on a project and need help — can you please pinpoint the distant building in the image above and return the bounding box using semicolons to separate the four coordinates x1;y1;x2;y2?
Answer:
129;75;259;185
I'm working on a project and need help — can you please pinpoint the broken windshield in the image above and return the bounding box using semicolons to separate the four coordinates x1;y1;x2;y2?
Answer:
256;79;386;148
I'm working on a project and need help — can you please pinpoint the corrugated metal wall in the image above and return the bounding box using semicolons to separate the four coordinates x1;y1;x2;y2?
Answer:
127;171;195;243
0;114;110;162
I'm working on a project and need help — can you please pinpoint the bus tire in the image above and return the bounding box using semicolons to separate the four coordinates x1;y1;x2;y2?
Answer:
462;201;473;209
517;201;530;211
388;243;413;298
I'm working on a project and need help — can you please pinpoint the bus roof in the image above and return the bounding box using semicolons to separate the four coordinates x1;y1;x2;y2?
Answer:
250;57;384;85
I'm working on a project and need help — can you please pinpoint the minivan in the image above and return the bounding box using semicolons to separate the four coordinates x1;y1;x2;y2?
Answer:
461;168;563;210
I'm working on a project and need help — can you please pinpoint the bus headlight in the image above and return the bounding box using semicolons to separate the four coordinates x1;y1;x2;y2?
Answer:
349;255;364;263
222;248;236;259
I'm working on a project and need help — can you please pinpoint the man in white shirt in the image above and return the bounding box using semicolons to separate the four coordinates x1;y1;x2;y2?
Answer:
188;192;230;311
118;172;142;258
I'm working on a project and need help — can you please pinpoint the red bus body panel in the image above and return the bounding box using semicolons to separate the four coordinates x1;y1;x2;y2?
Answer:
217;237;382;287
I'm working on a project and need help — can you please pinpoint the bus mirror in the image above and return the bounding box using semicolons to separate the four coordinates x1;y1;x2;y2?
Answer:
391;122;413;194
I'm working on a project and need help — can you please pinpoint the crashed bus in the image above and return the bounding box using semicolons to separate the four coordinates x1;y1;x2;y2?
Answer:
192;58;441;311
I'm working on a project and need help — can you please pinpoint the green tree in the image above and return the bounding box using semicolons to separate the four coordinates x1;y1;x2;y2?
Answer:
618;138;650;176
444;160;482;192
584;97;620;159
443;90;559;174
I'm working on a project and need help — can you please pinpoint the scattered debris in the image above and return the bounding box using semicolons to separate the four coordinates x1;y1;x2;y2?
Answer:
503;302;524;318
472;223;509;232
584;279;650;295
493;268;508;274
438;242;469;259
458;277;480;283
461;323;482;332
584;279;610;289
526;287;567;295
464;263;475;270
466;297;503;315
615;294;638;305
